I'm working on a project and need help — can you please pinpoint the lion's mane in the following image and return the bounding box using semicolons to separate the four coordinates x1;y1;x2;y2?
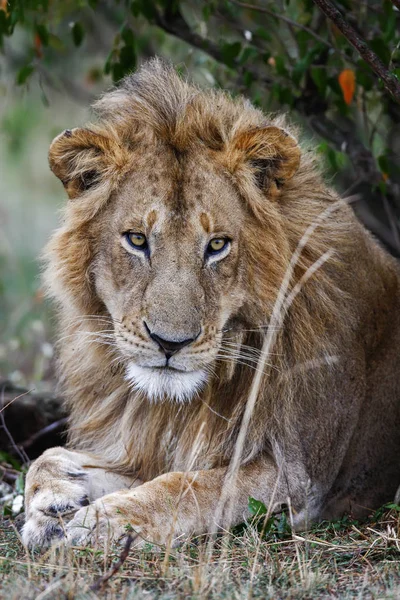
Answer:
44;60;392;481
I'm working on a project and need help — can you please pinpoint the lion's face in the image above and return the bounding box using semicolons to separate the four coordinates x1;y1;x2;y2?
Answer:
91;146;247;401
47;65;301;404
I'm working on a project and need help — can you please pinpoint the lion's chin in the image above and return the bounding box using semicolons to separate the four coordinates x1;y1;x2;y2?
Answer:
125;363;208;403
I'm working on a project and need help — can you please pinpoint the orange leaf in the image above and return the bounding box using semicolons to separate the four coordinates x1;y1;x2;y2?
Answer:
338;69;356;105
34;33;43;59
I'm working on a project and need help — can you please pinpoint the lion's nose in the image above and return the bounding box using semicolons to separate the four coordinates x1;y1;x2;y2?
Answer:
144;322;198;359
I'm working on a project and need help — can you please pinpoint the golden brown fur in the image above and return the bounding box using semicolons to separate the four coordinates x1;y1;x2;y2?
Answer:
23;60;400;547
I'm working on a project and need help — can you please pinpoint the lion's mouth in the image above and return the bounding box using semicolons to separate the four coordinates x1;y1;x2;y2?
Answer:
151;365;186;372
125;362;208;403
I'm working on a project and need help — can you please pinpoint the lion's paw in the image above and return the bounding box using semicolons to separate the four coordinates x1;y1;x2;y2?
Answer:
22;484;90;547
64;497;162;550
22;450;90;547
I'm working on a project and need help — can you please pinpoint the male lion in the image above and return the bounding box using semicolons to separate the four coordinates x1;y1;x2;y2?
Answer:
23;60;400;548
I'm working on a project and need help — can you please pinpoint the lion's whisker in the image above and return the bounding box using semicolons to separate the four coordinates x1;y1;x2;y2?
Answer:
55;330;116;345
221;342;282;357
215;353;280;374
217;347;278;363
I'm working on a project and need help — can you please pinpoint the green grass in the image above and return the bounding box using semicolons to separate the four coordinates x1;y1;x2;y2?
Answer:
1;506;400;599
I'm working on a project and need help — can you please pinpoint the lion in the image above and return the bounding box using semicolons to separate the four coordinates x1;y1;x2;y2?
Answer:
22;59;400;548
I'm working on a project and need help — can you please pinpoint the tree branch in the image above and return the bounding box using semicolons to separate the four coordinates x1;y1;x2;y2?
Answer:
153;7;226;65
151;4;273;86
312;0;400;104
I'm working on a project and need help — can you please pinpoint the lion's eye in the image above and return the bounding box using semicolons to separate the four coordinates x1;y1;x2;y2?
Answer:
207;238;230;255
125;232;148;250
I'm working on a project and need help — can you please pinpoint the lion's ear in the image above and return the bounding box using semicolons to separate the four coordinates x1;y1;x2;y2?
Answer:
49;128;124;199
230;126;301;198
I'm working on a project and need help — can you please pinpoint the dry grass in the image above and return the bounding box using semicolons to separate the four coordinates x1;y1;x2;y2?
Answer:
1;506;400;599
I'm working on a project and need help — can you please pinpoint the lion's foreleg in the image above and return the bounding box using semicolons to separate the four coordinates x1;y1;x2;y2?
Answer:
22;446;139;547
64;457;289;548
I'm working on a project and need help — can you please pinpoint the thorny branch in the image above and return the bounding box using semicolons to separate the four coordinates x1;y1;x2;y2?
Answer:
312;0;400;104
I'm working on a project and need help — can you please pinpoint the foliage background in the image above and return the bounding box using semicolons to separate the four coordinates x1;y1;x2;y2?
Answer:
1;0;400;388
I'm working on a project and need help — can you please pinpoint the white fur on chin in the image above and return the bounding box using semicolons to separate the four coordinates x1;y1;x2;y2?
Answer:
125;363;207;403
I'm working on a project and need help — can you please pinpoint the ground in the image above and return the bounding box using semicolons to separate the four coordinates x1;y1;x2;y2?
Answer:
0;503;399;599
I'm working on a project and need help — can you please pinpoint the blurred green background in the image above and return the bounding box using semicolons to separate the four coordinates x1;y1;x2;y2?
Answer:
1;0;399;389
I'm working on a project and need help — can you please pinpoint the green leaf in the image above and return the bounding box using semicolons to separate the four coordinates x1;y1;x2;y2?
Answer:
16;64;34;85
378;179;387;195
275;55;288;77
35;23;49;46
47;33;65;51
296;30;312;58
71;22;84;47
254;27;271;42
119;44;137;73
202;4;213;20
243;70;254;88
384;502;400;511
292;58;309;86
327;76;341;96
277;512;291;536
278;86;294;106
310;67;328;96
239;46;258;66
0;9;8;35
221;41;242;68
112;62;125;83
131;0;140;17
131;0;157;20
248;496;268;517
0;451;22;470
381;1;396;43
159;0;180;13
370;38;391;65
356;67;374;92
121;25;134;46
320;144;348;173
378;154;389;173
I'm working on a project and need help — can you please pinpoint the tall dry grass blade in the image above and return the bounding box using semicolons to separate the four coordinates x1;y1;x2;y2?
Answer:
207;197;349;564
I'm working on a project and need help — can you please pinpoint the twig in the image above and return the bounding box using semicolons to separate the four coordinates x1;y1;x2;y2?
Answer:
149;2;274;85
89;534;136;591
0;388;34;414
152;6;225;65
0;465;18;483
312;0;400;104
20;418;68;449
0;387;30;465
229;0;335;50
